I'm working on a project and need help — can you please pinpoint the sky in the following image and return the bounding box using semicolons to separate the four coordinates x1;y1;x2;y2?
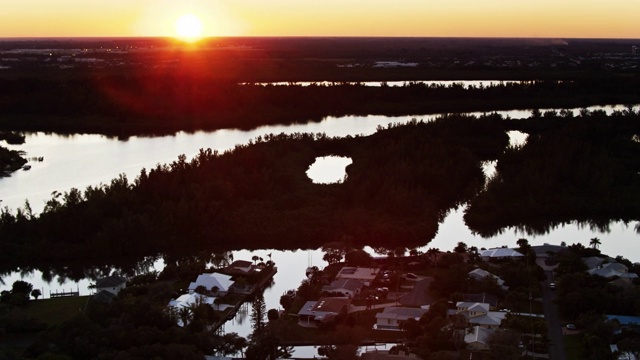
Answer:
1;0;640;39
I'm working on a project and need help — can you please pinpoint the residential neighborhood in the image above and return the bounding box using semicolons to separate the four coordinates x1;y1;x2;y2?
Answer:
2;240;640;360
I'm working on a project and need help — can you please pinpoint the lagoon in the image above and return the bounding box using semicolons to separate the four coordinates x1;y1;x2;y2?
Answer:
1;104;639;326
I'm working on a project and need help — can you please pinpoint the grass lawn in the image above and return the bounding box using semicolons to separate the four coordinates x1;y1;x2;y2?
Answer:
563;334;583;360
21;296;91;326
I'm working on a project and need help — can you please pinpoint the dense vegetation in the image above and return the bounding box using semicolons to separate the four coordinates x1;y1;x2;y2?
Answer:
0;115;508;278
465;108;640;236
0;77;639;136
0;145;27;176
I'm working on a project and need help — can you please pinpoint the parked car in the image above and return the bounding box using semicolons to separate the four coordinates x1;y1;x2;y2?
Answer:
404;273;418;279
566;324;576;330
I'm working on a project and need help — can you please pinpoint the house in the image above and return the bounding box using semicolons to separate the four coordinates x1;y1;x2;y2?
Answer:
169;292;216;309
322;279;364;298
468;268;508;290
188;272;234;296
374;307;428;331
335;267;380;286
168;293;227;327
456;302;507;330
297;297;351;327
585;259;638;279
457;302;490;316
464;325;495;351
95;275;127;296
461;292;499;309
480;248;524;261
225;260;254;275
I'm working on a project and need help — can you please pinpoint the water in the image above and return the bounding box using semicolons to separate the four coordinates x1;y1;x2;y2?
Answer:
0;103;638;325
306;156;352;184
1;104;630;214
244;80;536;88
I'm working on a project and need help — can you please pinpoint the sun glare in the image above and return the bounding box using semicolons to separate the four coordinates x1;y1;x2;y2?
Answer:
175;14;204;42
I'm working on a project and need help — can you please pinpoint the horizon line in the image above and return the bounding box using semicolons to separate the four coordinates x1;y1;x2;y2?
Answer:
1;35;639;41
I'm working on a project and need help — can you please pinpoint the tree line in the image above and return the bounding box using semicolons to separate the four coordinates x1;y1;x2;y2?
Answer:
0;75;639;136
0;114;508;279
465;108;640;236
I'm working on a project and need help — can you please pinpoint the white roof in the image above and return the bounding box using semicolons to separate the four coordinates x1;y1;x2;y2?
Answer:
468;268;506;287
480;248;524;258
188;272;234;292
168;293;216;309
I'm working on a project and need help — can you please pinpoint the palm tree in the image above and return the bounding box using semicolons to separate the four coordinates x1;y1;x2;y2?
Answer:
589;237;601;249
214;297;223;311
177;306;193;327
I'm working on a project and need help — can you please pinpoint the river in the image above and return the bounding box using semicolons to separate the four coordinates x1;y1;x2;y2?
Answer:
1;103;638;340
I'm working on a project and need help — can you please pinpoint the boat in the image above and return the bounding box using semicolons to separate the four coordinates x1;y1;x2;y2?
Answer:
22;164;31;170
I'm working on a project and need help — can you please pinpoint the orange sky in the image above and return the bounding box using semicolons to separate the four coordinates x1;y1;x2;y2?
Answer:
1;0;639;38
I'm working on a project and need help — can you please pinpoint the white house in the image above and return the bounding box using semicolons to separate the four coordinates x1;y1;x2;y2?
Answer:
456;302;507;330
95;275;127;296
188;272;234;296
374;307;428;331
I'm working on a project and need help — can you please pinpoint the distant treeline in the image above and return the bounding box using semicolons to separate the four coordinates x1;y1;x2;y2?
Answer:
0;114;508;279
0;146;26;176
0;76;639;136
465;108;640;236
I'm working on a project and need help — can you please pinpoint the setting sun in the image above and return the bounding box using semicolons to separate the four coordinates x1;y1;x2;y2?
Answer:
175;14;204;42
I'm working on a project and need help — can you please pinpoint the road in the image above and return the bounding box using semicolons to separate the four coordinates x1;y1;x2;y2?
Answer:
541;270;566;360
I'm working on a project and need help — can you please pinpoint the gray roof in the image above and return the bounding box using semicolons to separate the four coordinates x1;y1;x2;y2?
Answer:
583;256;610;270
465;325;495;345
93;289;116;303
375;307;428;321
322;279;364;293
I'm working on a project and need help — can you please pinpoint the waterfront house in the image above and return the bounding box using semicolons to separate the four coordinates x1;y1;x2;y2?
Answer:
321;278;364;298
95;275;127;296
374;307;428;331
335;267;380;286
225;260;255;275
297;297;351;327
188;272;234;296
